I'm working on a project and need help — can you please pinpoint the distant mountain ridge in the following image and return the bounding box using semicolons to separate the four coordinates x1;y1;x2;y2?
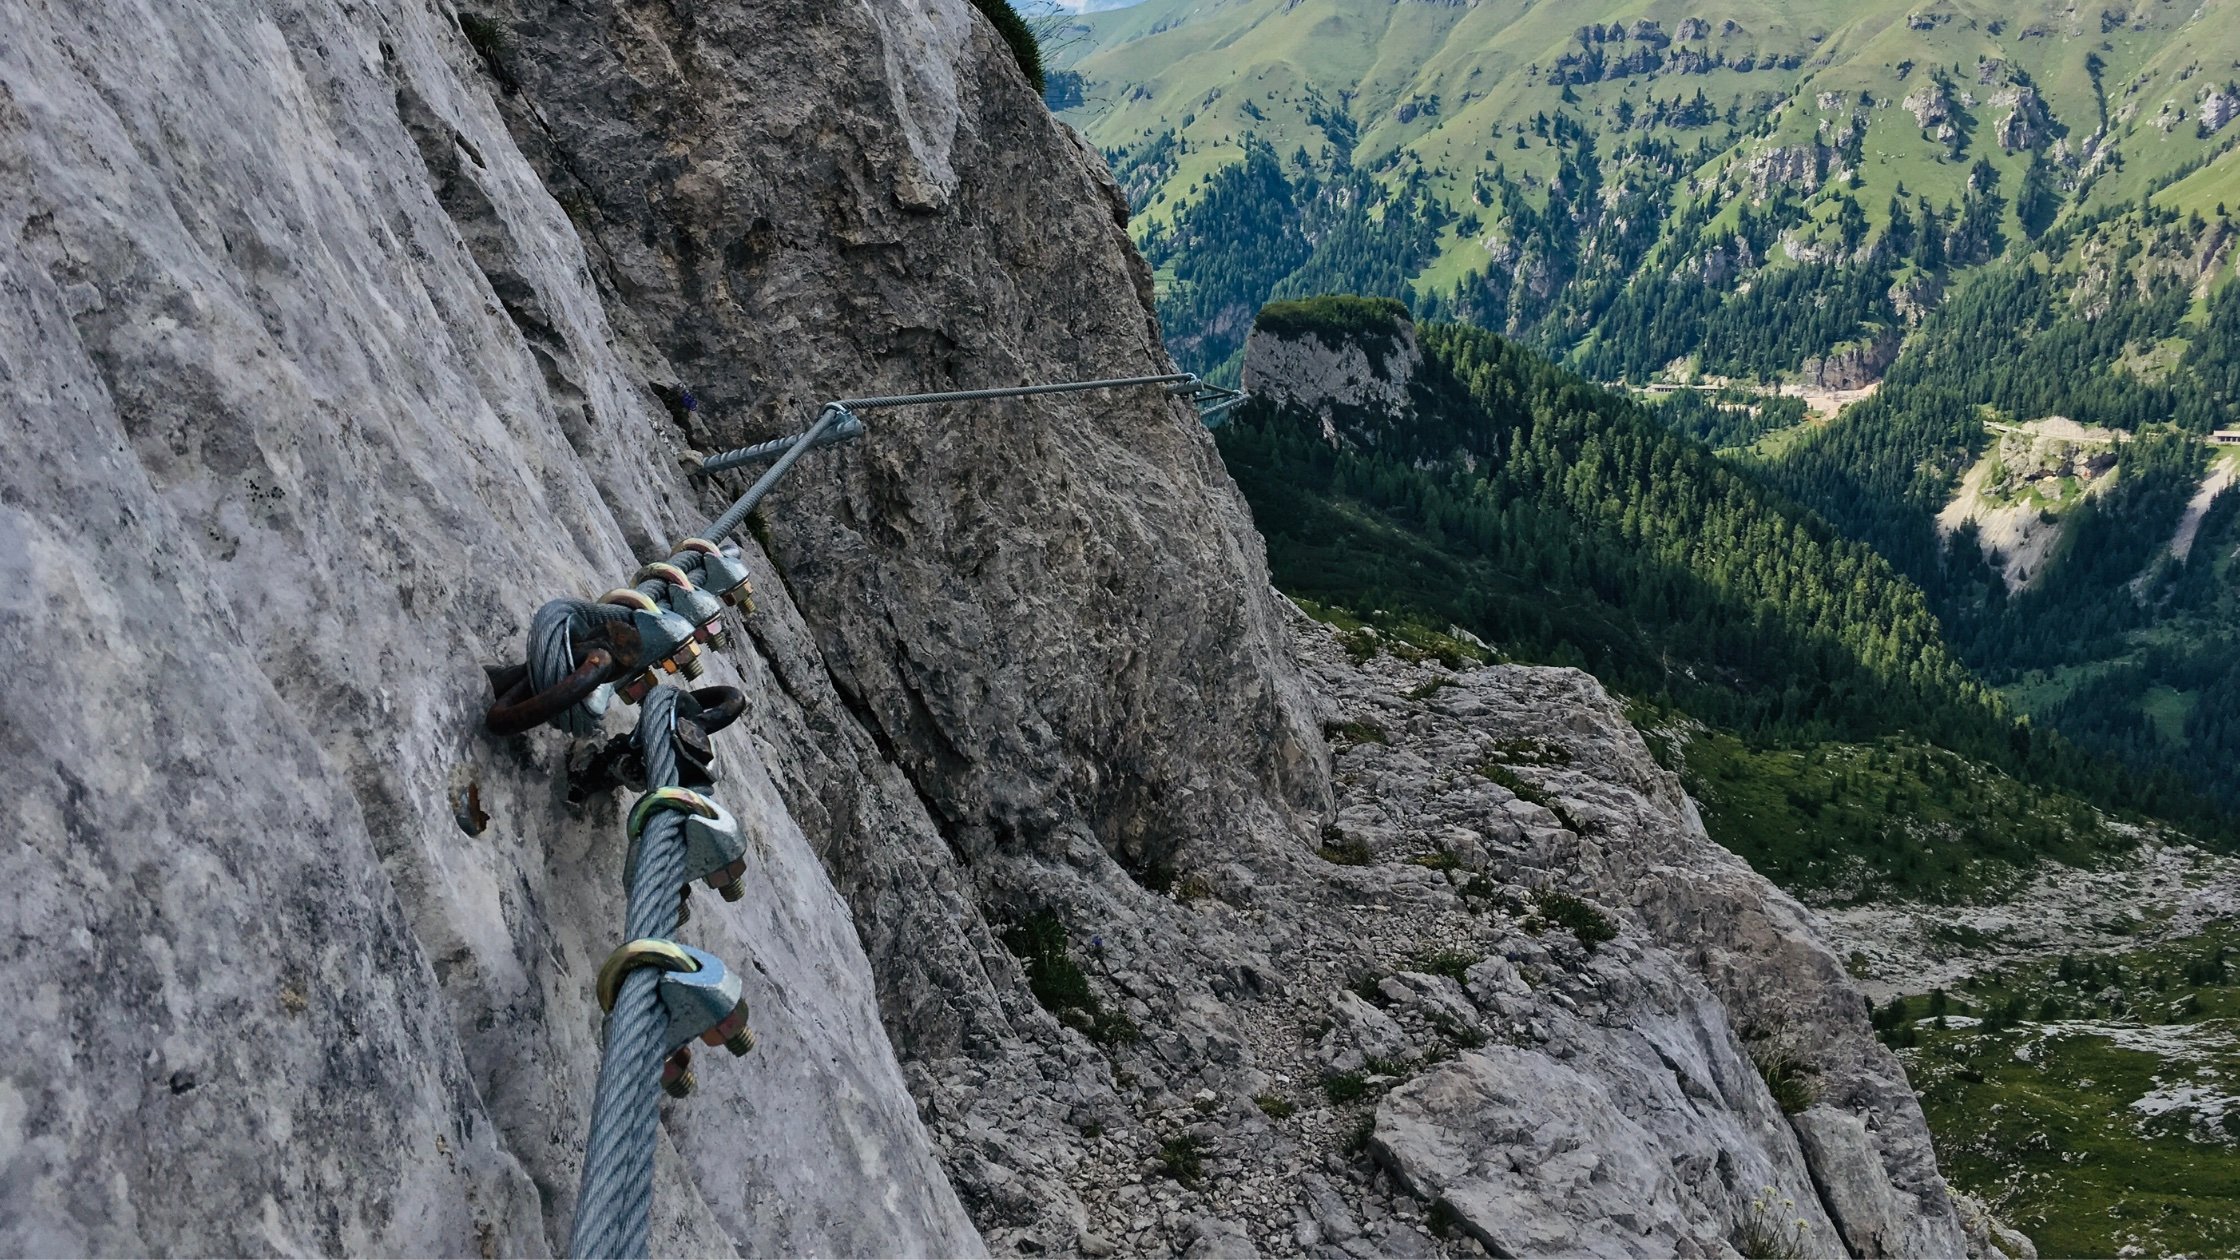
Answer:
1054;0;2240;380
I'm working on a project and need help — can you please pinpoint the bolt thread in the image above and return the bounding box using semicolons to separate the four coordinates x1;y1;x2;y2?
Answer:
663;1068;697;1099
724;1027;756;1057
718;878;746;902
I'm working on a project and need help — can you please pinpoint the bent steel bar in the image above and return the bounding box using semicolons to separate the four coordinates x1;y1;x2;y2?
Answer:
697;413;868;476
1185;383;1249;421
487;647;616;736
833;371;1196;411
701;404;853;544
688;686;747;735
699;373;1199;475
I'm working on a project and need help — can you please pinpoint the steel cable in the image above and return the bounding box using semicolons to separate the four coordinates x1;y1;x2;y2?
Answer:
567;686;687;1259
697;373;1198;544
530;598;632;736
539;370;1215;1251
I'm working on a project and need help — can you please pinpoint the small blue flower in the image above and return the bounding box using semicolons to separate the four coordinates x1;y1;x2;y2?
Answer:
679;388;699;413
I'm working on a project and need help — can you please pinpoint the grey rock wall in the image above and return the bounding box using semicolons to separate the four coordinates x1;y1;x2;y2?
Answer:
1242;318;1423;432
0;0;983;1252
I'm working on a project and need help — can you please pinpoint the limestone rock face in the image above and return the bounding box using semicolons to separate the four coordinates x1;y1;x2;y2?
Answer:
1242;318;1423;432
1291;626;1967;1259
0;0;992;1253
479;0;1330;1052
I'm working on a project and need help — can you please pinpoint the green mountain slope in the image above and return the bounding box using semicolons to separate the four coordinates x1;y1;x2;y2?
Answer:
1762;231;2240;816
1056;0;2240;379
1218;298;2220;899
1057;0;2240;828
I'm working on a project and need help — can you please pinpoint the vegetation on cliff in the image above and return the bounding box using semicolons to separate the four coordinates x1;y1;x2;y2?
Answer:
1220;308;2233;898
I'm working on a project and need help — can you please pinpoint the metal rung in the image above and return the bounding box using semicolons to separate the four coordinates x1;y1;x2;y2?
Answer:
698;415;867;476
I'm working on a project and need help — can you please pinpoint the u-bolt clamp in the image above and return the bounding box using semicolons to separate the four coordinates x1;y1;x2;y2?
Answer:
676;539;754;614
635;562;731;653
601;588;703;700
627;787;750;910
596;939;756;1098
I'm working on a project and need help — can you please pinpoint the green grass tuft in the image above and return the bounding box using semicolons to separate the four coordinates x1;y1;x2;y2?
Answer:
1157;1133;1206;1186
1531;893;1618;951
1405;949;1483;981
1322;1071;1369;1103
1000;910;1137;1045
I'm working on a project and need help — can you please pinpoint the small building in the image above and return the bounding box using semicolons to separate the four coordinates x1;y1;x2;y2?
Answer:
2214;430;2240;447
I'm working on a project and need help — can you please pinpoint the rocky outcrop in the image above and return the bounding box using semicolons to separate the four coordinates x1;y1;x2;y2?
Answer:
1993;84;2054;151
1744;145;1827;198
1298;617;1972;1258
1241;311;1423;437
1802;330;1901;391
2201;84;2239;135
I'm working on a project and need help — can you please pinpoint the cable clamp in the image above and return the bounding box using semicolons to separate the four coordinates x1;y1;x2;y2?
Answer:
626;788;750;908
596;939;756;1097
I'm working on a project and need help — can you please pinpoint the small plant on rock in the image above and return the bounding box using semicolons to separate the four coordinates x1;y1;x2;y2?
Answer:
1746;1033;1820;1115
1255;1093;1296;1119
1405;949;1484;981
1325;719;1390;748
1531;893;1618;951
1405;848;1463;872
1405;677;1456;701
1001;910;1136;1047
1323;1071;1370;1103
1339;627;1381;663
1476;763;1588;832
1157;1134;1206;1187
966;0;1045;93
1733;1186;1812;1259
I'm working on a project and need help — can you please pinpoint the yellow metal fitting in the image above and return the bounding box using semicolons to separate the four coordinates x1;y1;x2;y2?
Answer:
627;787;719;841
595;938;700;1013
632;562;695;591
600;588;658;612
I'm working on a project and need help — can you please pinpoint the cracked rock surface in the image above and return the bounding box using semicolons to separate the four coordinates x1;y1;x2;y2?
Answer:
918;612;1975;1258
